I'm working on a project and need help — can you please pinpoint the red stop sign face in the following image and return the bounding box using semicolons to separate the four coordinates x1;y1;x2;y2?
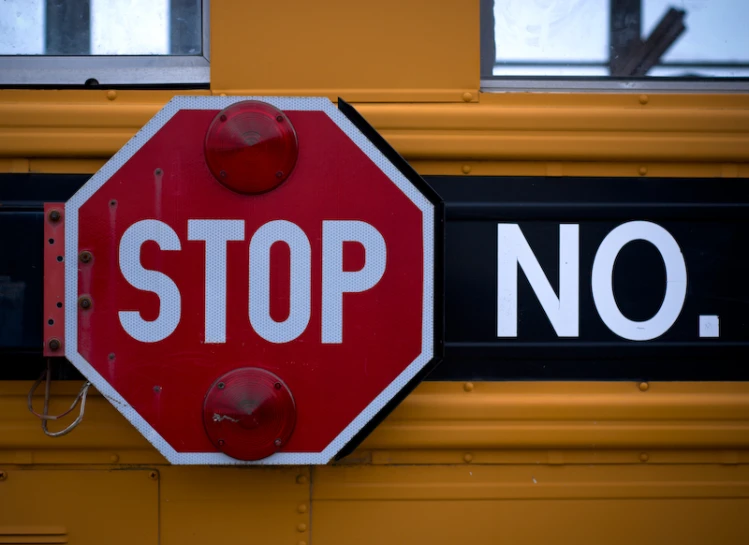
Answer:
64;97;440;464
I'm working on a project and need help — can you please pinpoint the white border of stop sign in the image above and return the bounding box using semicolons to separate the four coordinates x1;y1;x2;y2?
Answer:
64;96;435;465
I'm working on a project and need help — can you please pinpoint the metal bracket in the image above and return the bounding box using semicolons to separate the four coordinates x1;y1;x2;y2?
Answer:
44;203;66;356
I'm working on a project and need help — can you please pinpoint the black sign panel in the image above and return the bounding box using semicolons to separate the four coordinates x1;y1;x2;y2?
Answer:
426;176;749;381
1;174;748;381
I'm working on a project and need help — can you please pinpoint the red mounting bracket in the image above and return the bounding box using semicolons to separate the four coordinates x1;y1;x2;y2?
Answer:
43;203;66;357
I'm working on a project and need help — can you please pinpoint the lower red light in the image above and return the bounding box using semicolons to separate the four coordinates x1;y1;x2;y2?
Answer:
204;100;299;195
202;368;296;461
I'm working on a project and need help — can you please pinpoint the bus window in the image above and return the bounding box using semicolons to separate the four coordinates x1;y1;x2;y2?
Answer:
481;0;749;90
0;0;208;85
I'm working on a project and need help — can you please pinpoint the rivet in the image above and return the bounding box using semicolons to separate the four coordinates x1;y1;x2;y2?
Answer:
217;382;225;390
48;210;61;223
297;523;307;532
109;199;117;207
106;90;117;101
79;251;93;263
464;453;473;463
461;164;472;175
220;114;227;122
110;454;119;463
639;452;649;462
463;382;474;392
109;353;116;360
219;93;227;97
218;439;225;446
153;385;162;393
78;296;92;310
638;382;649;392
149;471;158;480
154;168;163;176
48;338;61;351
296;475;308;485
462;92;473;102
298;541;307;545
0;470;6;481
297;504;308;514
639;166;648;176
276;115;284;122
639;94;649;105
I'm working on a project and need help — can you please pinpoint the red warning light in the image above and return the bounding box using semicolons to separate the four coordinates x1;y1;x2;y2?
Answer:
204;100;299;195
202;368;297;461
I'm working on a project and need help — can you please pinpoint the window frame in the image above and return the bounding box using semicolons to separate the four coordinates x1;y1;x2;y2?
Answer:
480;78;749;93
0;0;209;86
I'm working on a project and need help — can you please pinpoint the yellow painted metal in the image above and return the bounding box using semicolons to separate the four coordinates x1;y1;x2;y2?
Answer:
158;466;310;545
0;468;158;544
210;0;478;101
4;381;749;463
1;91;747;176
312;465;749;545
0;465;309;545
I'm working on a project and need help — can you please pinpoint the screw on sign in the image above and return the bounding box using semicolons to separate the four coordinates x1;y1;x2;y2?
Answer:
65;97;443;464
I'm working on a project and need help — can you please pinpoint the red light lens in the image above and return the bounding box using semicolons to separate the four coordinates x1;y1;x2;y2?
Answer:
204;100;298;195
203;368;296;461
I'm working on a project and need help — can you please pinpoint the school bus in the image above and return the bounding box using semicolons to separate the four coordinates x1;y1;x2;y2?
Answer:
1;1;748;543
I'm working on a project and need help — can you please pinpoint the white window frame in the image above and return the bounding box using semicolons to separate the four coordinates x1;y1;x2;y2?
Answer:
0;1;209;85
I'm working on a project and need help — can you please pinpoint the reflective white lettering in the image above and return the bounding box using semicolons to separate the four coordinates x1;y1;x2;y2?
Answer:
249;220;311;343
592;221;687;341
497;224;579;337
322;220;387;344
118;219;182;343
188;219;245;343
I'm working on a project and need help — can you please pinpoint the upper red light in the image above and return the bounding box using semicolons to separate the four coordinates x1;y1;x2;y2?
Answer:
204;100;299;195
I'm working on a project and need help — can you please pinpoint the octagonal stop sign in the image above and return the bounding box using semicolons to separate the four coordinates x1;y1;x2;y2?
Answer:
64;97;442;464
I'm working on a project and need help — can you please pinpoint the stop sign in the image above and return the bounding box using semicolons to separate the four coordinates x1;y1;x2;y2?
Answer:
64;97;442;464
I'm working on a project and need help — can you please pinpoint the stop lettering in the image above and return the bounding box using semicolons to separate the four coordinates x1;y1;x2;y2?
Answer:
118;218;386;345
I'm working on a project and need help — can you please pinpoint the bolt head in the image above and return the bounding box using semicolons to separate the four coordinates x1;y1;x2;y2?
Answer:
48;210;61;222
79;251;93;263
48;338;61;351
79;296;92;310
